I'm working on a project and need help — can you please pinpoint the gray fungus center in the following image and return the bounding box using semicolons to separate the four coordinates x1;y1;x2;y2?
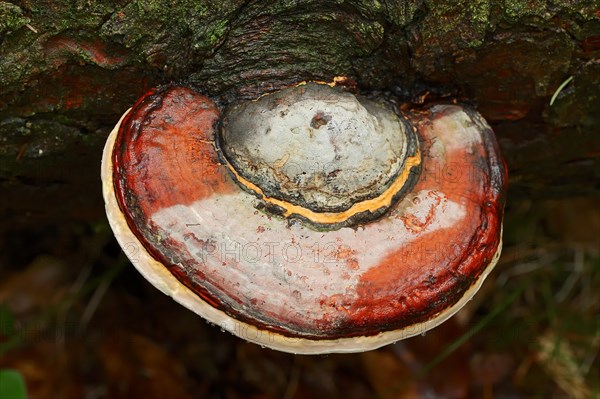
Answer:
219;83;410;212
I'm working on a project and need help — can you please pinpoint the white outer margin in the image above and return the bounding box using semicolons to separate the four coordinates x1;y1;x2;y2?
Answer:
101;109;503;354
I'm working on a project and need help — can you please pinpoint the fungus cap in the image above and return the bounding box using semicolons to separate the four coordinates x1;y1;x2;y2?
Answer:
102;84;507;354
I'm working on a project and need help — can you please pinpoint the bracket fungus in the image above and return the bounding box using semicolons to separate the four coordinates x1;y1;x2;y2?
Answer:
102;82;507;354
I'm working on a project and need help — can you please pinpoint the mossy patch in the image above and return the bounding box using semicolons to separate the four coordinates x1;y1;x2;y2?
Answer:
100;0;246;70
0;2;30;34
420;0;492;49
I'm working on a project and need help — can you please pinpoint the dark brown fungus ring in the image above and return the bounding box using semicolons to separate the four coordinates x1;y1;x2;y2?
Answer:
101;82;507;354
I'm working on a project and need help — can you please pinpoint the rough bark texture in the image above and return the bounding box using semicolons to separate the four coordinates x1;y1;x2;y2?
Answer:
1;0;599;227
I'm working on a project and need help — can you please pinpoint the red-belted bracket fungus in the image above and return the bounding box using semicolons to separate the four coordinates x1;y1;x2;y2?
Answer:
102;82;507;354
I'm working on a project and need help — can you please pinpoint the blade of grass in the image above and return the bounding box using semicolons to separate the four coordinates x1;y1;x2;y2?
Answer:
0;261;125;356
550;76;573;106
386;282;527;397
417;282;526;376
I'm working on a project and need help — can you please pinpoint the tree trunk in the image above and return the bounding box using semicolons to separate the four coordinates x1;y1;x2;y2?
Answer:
1;0;599;227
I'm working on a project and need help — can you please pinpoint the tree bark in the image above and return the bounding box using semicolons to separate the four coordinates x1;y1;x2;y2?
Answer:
1;0;599;227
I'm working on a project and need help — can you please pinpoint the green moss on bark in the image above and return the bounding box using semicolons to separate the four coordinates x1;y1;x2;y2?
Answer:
100;0;246;71
0;2;30;34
